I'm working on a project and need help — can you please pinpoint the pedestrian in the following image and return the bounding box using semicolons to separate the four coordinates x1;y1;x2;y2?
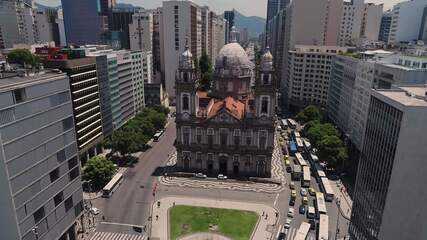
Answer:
265;214;268;220
102;215;105;221
156;215;159;221
262;211;265;216
275;212;278;218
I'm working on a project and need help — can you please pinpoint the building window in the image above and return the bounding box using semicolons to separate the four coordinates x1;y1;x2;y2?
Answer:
64;196;73;212
54;192;64;207
233;129;241;146
246;131;252;145
207;128;214;146
183;127;190;145
245;155;251;167
50;168;60;183
261;96;269;115
259;131;267;149
74;200;83;217
57;149;66;163
182;94;189;112
62;117;74;131
68;157;78;170
263;74;270;85
33;207;45;223
69;167;80;181
13;88;26;104
220;129;228;146
196;128;202;143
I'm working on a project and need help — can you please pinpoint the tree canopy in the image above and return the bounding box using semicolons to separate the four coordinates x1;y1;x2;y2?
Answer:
82;156;116;190
296;105;321;124
198;51;213;91
7;49;40;68
317;135;348;169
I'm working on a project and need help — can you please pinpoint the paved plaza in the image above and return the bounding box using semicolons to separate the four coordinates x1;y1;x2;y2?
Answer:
150;196;278;240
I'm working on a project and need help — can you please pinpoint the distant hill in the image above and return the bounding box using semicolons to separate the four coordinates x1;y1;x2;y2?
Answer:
233;11;266;38
34;2;60;11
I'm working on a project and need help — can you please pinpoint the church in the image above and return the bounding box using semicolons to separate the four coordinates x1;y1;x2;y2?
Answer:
174;31;277;178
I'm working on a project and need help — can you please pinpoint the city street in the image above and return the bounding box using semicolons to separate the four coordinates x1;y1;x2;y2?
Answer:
88;118;350;240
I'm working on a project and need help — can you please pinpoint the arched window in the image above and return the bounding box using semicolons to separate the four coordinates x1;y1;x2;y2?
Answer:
261;96;269;115
182;94;189;112
263;74;270;85
183;72;190;82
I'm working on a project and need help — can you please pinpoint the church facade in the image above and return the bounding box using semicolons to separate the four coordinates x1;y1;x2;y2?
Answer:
174;32;277;178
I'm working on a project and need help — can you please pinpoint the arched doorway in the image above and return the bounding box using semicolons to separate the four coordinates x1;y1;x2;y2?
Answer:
183;156;190;170
233;161;239;176
256;160;266;177
207;160;214;174
219;156;228;174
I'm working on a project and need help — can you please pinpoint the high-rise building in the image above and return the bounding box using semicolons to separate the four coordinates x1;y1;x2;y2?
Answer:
419;6;427;42
61;0;106;45
131;51;150;112
240;28;249;44
388;0;427;44
0;0;36;49
45;49;104;163
107;8;140;49
360;3;383;42
34;8;61;45
56;8;66;47
116;50;135;126
0;71;83;240
265;0;289;45
349;85;427;240
152;8;163;83
379;10;392;43
283;45;348;111
224;10;235;43
129;11;153;52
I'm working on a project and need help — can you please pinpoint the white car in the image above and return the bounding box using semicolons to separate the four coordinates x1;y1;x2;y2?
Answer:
90;207;100;215
283;218;292;229
195;173;207;179
300;188;308;196
217;174;228;180
287;208;295;218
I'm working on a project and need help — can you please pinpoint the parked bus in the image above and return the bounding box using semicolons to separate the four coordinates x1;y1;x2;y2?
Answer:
303;140;312;152
294;222;311;240
289;141;297;155
295;137;304;152
309;154;319;164
320;177;335;202
293;131;301;139
295;153;308;167
318;214;329;240
315;192;327;216
153;130;164;142
302;166;311;187
281;119;288;129
102;172;124;198
287;118;297;129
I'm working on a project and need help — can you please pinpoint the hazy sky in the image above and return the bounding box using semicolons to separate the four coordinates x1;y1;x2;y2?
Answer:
36;0;405;18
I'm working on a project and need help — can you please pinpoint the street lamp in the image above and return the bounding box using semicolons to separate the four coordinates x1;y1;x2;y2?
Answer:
31;226;39;240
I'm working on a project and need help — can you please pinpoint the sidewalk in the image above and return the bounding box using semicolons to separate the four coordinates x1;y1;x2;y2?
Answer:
332;180;352;219
150;196;279;240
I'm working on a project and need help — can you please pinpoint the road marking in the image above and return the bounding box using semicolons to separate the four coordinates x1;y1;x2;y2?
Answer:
274;193;279;207
99;221;145;228
276;224;283;239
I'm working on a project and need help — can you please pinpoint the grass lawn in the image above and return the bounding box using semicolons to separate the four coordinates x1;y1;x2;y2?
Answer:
169;205;258;240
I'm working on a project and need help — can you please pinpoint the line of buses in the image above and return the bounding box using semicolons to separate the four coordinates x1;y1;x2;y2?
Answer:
280;118;334;240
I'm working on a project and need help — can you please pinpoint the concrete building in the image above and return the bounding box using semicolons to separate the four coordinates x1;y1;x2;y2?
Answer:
349;85;427;240
283;45;348;111
388;0;427;44
129;11;153;52
131;51;150;113
175;33;276;178
56;9;66;47
45;50;104;163
360;3;383;42
152;8;163;83
107;8;139;49
265;0;289;45
0;0;36;49
0;71;83;240
328;51;427;153
419;7;427;42
224;10;235;43
61;0;106;45
379;10;392;43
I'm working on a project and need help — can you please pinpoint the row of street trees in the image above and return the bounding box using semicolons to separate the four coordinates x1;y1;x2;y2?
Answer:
82;106;169;190
297;106;348;170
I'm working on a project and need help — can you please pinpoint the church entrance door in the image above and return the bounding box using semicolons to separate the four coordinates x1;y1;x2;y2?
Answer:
233;161;239;175
219;156;228;174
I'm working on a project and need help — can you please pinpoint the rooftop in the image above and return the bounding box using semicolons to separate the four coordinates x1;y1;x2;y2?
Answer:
376;85;427;107
0;71;67;92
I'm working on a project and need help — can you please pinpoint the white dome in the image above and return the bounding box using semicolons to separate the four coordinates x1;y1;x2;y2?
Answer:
180;48;193;68
215;43;254;70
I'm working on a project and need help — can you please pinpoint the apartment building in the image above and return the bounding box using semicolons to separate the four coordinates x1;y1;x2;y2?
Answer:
349;85;427;240
284;45;348;111
131;51;150;113
45;50;104;163
379;11;392;43
328;51;427;154
388;0;427;44
0;72;83;240
129;10;153;52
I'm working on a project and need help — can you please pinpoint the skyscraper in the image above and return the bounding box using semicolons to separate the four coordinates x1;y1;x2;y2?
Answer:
224;10;235;43
379;10;392;43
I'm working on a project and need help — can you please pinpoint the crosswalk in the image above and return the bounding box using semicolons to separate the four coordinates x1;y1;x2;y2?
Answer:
90;232;146;240
285;228;316;240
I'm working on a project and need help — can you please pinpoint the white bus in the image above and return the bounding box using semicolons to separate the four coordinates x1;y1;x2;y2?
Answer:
281;119;288;129
302;166;311;187
303;140;311;151
295;152;308;167
295;138;304;152
294;222;311;240
102;172;123;198
320;177;335;202
288;119;297;129
153;130;164;142
310;154;319;164
318;214;329;240
315;192;327;215
293;131;301;139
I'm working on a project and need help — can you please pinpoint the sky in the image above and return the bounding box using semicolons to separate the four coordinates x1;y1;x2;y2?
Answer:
36;0;405;18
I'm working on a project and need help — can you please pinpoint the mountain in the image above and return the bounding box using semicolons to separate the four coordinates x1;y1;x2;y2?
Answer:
233;11;266;38
34;2;60;11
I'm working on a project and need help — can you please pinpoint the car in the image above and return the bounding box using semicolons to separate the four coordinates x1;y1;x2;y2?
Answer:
287;208;295;218
286;166;292;173
299;205;306;214
217;174;228;180
291;190;297;199
195;173;207;179
285;159;290;166
302;196;309;205
289;198;295;206
278;232;286;240
284;218;292;229
289;182;296;190
308;187;316;196
309;219;316;230
307;206;316;219
89;207;100;215
300;188;308;196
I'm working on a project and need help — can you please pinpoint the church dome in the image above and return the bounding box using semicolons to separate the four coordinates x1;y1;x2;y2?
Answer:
261;47;273;71
179;45;193;69
215;42;254;72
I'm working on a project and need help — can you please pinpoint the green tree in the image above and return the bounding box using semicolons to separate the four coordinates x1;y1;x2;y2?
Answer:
7;49;40;68
82;156;116;189
296;105;321;124
198;51;213;91
317;135;348;169
151;105;170;115
306;123;338;147
104;129;148;156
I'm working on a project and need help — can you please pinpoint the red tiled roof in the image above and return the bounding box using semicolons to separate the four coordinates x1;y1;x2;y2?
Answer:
207;96;245;120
